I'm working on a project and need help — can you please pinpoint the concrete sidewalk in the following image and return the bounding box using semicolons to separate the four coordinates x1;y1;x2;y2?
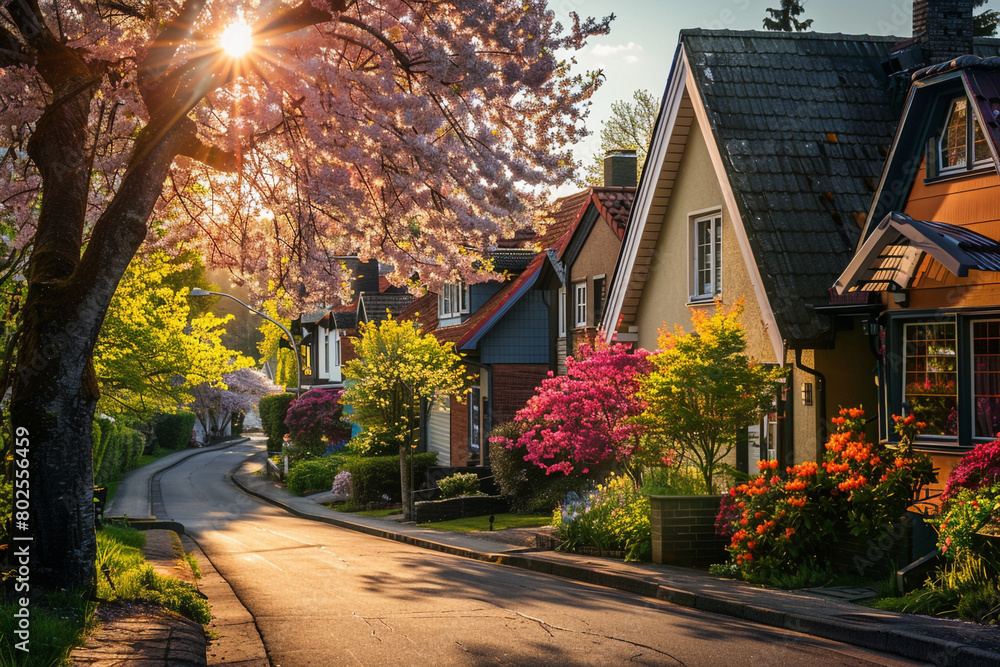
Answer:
106;438;249;518
231;452;1000;667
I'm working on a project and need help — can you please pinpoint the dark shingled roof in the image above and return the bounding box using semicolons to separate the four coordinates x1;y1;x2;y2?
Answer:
330;310;357;330
682;29;902;342
488;249;537;273
681;30;1000;342
358;293;413;323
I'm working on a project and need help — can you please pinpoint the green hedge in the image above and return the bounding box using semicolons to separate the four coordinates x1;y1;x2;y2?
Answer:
259;393;295;451
344;452;438;505
286;456;346;495
285;452;438;503
92;419;146;487
154;411;197;450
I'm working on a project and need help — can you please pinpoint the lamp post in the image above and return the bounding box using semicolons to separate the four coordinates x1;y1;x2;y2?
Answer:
189;287;303;477
188;287;302;392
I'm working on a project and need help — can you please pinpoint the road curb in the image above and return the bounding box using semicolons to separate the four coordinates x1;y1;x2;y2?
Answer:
107;437;250;520
230;465;1000;667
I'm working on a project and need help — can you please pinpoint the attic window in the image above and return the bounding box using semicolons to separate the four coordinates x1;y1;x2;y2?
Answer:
438;283;470;319
937;98;991;174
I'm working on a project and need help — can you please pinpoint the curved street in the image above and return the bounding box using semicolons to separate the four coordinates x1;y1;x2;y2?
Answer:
158;437;923;666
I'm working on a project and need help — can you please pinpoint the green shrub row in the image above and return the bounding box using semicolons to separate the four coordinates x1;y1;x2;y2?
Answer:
92;419;145;487
285;452;438;504
259;393;295;451
154;410;196;450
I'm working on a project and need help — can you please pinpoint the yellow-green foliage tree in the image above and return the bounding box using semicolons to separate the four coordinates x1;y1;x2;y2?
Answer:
342;318;467;519
255;297;298;389
94;251;251;421
639;300;786;493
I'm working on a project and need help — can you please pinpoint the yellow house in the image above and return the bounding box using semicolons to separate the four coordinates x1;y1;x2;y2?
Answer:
603;29;912;470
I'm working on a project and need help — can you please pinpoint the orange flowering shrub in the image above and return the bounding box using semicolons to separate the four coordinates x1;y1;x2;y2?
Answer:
718;407;935;581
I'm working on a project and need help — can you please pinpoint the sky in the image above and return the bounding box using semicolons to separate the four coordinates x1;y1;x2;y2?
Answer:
556;0;922;181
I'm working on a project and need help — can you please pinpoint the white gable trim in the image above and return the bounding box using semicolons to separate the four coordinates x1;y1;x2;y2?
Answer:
681;48;783;360
603;43;782;360
603;45;688;342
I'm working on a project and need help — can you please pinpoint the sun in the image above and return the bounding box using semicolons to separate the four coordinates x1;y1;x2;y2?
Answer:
220;22;254;58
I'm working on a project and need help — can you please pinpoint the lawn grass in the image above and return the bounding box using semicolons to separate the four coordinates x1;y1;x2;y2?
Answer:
321;502;402;517
0;590;95;667
418;513;552;533
0;524;208;667
355;508;404;518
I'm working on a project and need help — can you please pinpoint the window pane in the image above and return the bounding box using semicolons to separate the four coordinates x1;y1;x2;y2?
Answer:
974;321;1000;437
974;120;991;163
940;99;968;169
903;322;957;436
713;218;722;296
697;219;712;296
460;284;469;312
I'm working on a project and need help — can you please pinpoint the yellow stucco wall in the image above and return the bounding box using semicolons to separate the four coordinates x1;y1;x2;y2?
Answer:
633;118;773;363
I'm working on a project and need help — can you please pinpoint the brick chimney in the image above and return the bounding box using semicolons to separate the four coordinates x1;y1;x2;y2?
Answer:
603;149;638;188
352;258;381;295
913;0;975;64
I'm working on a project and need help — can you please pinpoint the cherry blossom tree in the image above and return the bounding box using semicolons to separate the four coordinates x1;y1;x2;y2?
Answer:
491;339;653;485
1;0;612;589
190;367;280;439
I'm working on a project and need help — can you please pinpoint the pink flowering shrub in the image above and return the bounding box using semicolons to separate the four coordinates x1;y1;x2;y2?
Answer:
285;388;351;458
942;438;1000;501
937;439;1000;566
490;339;653;484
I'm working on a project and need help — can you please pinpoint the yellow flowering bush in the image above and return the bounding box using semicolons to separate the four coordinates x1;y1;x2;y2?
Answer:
552;474;651;561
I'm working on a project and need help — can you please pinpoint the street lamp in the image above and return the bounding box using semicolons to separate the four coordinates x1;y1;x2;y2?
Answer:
188;287;302;392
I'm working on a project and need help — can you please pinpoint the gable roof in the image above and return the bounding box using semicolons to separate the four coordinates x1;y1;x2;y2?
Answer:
609;30;919;350
862;54;1000;239
358;293;413;324
397;254;544;350
400;185;628;351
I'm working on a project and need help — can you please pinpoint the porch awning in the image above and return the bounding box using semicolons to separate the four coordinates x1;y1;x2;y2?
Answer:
833;212;1000;294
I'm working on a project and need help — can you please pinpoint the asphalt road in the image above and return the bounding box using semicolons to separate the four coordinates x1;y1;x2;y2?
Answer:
161;438;926;667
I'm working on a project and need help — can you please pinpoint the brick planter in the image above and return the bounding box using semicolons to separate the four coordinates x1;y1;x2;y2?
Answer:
650;495;728;566
413;495;510;523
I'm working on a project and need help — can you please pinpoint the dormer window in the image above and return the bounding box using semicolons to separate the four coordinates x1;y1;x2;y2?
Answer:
438;283;470;319
937;98;991;174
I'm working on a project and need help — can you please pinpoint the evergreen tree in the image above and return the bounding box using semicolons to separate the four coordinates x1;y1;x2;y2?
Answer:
975;0;1000;37
763;0;814;32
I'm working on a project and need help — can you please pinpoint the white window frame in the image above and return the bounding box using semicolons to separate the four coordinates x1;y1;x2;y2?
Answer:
332;330;342;368
593;274;606;327
689;210;722;302
558;287;567;338
938;97;992;175
438;283;471;319
574;282;587;327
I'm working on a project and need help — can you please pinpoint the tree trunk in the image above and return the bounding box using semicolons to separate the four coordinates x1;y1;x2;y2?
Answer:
400;442;412;521
10;293;103;591
10;120;190;591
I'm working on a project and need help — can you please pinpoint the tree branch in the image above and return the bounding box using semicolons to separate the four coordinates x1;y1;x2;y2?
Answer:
178;136;239;173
